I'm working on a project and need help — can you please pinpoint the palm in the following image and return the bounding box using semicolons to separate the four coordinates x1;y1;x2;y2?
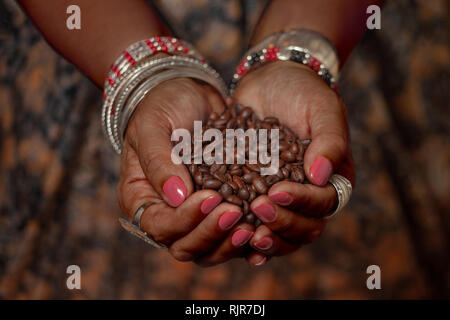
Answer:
232;61;344;142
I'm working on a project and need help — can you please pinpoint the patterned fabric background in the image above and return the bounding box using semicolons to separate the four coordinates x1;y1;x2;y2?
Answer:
0;0;449;299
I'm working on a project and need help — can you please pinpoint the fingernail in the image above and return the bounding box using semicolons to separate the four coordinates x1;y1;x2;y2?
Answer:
163;176;187;207
310;157;333;186
218;211;242;230
200;196;222;214
252;203;276;222
269;192;293;206
232;230;253;247
254;237;273;250
253;255;267;266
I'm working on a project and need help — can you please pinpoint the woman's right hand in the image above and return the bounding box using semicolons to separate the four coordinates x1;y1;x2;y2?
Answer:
117;78;256;266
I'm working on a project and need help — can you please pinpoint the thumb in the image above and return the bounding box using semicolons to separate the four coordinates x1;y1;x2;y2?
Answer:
303;102;349;186
128;115;193;208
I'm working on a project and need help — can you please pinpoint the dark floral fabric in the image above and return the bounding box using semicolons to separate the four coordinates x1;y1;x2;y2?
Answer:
0;0;449;299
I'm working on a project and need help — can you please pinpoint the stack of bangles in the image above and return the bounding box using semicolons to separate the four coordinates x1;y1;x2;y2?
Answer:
101;36;228;154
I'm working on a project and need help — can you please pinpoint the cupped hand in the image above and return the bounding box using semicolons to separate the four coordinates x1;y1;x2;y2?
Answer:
232;61;355;265
118;78;255;266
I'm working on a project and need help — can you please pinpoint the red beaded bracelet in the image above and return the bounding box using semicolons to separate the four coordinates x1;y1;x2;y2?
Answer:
230;44;339;93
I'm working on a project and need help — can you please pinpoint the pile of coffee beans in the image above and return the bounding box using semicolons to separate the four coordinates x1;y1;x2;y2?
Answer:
186;104;309;226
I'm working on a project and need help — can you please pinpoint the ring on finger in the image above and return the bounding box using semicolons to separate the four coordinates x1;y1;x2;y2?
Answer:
119;202;168;249
325;174;352;219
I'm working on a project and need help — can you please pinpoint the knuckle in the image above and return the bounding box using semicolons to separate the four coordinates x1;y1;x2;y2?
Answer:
169;246;194;262
275;213;296;234
331;132;348;156
141;149;166;176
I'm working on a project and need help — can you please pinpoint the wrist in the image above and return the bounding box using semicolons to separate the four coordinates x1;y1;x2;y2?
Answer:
231;30;339;94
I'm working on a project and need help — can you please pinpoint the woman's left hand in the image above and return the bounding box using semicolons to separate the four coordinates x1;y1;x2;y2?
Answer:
232;61;355;266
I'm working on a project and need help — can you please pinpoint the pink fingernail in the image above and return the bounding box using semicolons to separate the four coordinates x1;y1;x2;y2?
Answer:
252;203;276;222
253;255;267;266
163;176;187;207
269;192;293;206
218;211;242;230
254;237;273;250
310;157;333;186
200;196;222;214
232;230;253;247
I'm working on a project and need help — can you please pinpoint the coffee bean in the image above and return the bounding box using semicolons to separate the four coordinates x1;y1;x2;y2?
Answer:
254;219;263;228
233;175;244;189
238;188;250;200
225;195;243;206
203;179;222;189
209;112;219;120
242;172;257;183
188;164;196;176
252;176;268;194
240;107;252;119
246;163;260;172
281;150;296;162
212;172;226;182
291;167;305;183
229;164;240;171
228;181;238;191
220;110;231;121
285;134;295;144
279;141;289;151
248;188;256;202
289;143;299;154
194;172;203;185
276;168;285;179
266;175;280;186
264;117;279;125
243;200;249;214
230;168;243;176
226;118;236;129
210;163;221;173
245;213;255;224
220;183;233;197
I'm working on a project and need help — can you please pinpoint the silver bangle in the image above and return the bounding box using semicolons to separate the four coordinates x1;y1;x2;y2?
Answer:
103;56;228;153
120;65;227;146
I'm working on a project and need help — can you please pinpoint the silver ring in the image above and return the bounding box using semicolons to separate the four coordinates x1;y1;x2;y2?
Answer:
118;203;167;249
326;174;352;219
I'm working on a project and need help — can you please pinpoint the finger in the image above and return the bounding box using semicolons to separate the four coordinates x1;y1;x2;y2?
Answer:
118;141;160;218
127;111;192;207
250;195;326;244
119;142;223;244
249;224;300;257
194;223;255;267
304;94;350;186
246;251;268;267
268;181;337;218
269;152;355;217
168;202;243;261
